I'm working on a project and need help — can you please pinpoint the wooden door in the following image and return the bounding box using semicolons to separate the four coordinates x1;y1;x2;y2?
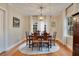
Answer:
73;16;79;56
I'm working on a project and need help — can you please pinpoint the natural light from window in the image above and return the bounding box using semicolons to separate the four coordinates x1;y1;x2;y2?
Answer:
39;21;45;32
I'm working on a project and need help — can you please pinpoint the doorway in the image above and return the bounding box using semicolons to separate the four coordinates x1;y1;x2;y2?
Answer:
73;14;79;56
0;9;5;53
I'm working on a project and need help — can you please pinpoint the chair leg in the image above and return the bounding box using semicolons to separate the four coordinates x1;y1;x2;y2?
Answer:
48;43;49;51
29;40;30;48
40;44;42;51
38;43;40;51
50;44;51;48
29;44;30;48
39;42;41;51
53;42;55;46
54;39;55;46
38;43;39;51
54;41;55;46
32;44;33;51
49;41;52;48
49;40;52;48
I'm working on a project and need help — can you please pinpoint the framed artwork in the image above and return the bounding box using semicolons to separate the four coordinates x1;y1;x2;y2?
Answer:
13;17;20;28
51;21;56;27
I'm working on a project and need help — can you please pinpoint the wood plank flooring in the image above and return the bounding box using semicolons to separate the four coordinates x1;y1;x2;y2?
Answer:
0;38;72;56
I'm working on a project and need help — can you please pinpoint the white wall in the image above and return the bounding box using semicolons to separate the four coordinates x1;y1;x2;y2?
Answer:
7;5;26;49
53;15;63;40
0;9;5;52
0;4;27;51
24;16;30;32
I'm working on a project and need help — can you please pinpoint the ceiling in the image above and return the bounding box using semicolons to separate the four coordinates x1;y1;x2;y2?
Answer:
9;3;71;16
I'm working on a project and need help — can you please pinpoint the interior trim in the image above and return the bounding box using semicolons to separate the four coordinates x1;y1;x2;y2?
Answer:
65;3;74;16
57;39;73;53
6;39;25;51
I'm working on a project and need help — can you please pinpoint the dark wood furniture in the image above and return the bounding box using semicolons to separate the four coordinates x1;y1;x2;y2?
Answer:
25;32;29;46
41;32;51;51
52;32;57;46
73;14;79;56
31;32;41;50
26;32;56;51
27;35;33;48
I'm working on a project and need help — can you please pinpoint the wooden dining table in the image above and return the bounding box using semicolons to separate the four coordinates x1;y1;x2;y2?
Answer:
27;34;52;51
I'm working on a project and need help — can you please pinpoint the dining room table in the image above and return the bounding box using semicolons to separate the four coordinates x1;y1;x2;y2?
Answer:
27;33;52;51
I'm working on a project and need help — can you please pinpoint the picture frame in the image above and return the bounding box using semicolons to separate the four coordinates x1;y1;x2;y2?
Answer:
13;17;20;28
51;21;56;27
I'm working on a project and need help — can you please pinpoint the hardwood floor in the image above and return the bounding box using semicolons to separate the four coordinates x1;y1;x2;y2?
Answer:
0;38;72;56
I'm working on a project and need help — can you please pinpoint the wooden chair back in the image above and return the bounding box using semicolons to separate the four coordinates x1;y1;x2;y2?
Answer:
43;32;49;41
53;32;57;40
33;32;39;40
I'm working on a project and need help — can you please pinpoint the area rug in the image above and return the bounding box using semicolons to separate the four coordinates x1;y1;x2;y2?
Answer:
18;43;60;54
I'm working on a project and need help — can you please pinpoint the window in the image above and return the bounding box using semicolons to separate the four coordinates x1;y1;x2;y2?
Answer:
31;16;50;33
33;20;47;33
67;17;73;36
39;21;45;32
33;23;38;32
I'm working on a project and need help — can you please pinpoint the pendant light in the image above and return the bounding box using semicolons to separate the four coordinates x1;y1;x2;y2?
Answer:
39;6;44;20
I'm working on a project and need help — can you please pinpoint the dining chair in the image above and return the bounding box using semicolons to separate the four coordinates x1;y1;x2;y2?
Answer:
48;35;52;48
25;32;28;46
52;32;57;46
28;35;33;48
31;32;40;51
42;32;50;51
25;32;33;48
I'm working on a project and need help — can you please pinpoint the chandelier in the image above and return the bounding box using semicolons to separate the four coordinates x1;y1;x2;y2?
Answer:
39;6;44;20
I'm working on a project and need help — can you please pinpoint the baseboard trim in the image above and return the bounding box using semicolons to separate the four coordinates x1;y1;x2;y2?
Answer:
6;39;25;51
56;39;73;52
0;51;6;55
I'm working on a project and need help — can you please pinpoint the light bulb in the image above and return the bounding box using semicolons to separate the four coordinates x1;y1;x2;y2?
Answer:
39;16;43;20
